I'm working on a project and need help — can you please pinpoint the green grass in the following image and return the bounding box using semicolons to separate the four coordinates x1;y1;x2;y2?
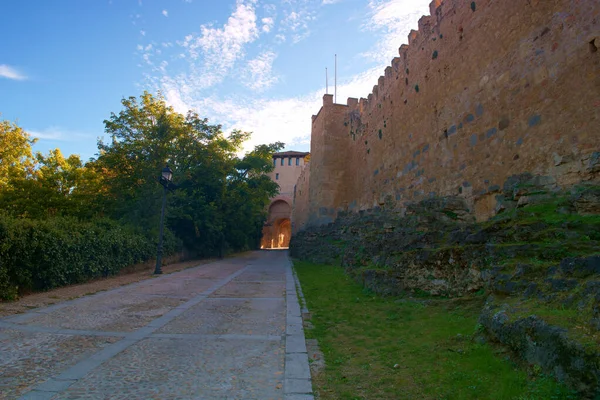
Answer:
485;197;600;227
502;296;600;348
294;260;577;400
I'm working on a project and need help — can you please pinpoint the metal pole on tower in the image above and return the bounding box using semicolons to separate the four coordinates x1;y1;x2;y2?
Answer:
334;54;337;104
326;68;328;95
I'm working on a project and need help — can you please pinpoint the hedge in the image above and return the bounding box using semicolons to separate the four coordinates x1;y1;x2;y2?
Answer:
0;215;181;300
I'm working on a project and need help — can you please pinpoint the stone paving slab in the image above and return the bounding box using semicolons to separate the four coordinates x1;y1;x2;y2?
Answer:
233;269;286;282
18;295;186;332
284;379;313;395
157;297;285;336
53;337;285;400
284;353;311;380
284;258;314;399
165;263;246;280
130;277;220;298
210;281;286;298
285;334;307;354
0;329;119;400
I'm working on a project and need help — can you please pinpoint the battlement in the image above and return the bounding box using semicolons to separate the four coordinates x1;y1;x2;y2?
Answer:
430;0;443;16
294;0;600;233
347;97;359;110
358;0;502;113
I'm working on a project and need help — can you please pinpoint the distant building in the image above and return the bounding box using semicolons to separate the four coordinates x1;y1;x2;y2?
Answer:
260;151;310;249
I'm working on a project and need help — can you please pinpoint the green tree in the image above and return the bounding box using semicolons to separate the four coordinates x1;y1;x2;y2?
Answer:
95;92;234;228
0;118;36;189
0;148;102;219
33;149;101;217
95;91;283;255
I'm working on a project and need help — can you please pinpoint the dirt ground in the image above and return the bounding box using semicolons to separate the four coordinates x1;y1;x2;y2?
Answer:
0;256;226;318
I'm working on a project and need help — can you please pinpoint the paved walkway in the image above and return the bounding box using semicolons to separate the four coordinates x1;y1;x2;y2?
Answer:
0;251;313;400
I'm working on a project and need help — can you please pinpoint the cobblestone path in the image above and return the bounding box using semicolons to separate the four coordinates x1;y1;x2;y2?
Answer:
0;251;313;400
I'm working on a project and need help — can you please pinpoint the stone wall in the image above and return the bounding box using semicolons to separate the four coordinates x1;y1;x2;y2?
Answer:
292;0;600;231
292;162;311;234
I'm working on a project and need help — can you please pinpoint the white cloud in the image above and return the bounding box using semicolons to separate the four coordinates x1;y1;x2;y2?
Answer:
162;9;168;17
130;13;141;25
283;11;306;31
158;63;381;154
261;17;274;33
322;0;342;4
281;10;315;42
227;67;379;151
137;43;156;67
27;127;90;141
0;65;27;81
178;0;259;88
140;30;146;36
361;0;430;63
158;60;169;73
242;51;278;91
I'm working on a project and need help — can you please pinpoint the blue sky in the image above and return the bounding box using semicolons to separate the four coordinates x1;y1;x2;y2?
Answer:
0;0;430;161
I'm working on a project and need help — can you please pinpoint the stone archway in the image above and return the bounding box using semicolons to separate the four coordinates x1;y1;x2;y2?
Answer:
261;199;292;249
275;218;291;248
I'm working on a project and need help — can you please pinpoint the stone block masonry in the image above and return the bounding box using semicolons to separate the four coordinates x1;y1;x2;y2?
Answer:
292;0;600;231
292;162;311;234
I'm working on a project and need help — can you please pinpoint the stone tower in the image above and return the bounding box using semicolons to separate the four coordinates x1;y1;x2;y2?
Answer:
260;151;310;249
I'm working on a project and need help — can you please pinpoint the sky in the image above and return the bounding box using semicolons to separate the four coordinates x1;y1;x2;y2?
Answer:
0;0;431;161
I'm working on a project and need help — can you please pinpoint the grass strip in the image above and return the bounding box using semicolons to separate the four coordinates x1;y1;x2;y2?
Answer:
294;260;577;400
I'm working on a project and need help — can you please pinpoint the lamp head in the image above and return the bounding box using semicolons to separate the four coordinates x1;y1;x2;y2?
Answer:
161;165;173;182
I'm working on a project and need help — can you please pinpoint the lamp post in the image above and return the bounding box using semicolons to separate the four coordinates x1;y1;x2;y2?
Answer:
154;165;173;275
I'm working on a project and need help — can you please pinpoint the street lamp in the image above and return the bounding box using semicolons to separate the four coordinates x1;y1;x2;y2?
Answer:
161;165;173;183
154;164;173;275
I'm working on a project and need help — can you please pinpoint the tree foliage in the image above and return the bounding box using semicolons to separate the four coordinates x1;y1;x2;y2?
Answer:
0;117;36;188
0;92;284;298
93;92;283;255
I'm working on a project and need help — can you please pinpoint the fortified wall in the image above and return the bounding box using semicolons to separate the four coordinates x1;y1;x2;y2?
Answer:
292;0;600;233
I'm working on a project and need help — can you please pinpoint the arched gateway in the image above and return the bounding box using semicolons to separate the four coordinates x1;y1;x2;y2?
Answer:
260;151;309;249
261;199;292;249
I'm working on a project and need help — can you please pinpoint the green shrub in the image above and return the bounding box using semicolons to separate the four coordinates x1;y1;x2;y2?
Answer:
0;214;181;300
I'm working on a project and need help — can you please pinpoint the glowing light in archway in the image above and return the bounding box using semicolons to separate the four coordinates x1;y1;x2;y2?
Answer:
261;199;292;249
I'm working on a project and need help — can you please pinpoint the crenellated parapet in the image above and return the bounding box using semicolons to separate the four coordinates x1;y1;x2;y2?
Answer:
357;0;484;112
292;0;600;233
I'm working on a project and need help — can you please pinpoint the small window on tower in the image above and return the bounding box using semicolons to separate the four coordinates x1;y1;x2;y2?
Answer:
276;173;279;180
288;158;292;166
281;158;284;166
273;159;276;167
296;157;299;166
